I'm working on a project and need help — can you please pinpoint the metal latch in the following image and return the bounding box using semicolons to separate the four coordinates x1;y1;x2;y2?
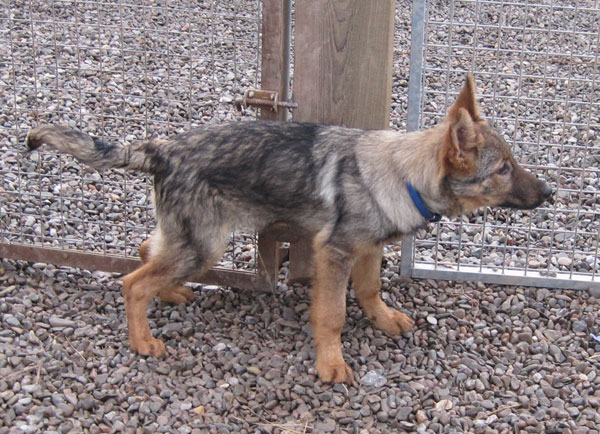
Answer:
234;89;298;113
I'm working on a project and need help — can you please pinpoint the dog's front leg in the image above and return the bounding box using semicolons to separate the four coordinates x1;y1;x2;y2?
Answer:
352;245;414;335
311;243;354;384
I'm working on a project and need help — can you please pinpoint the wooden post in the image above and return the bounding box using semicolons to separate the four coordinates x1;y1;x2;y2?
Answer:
256;0;291;290
259;0;291;122
290;0;396;283
294;1;395;128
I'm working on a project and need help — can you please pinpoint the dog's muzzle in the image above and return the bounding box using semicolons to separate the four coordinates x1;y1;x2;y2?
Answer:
541;184;554;205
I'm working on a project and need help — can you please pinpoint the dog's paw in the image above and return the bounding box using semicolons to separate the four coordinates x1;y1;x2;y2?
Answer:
131;337;166;357
317;360;354;384
158;285;195;304
374;309;414;335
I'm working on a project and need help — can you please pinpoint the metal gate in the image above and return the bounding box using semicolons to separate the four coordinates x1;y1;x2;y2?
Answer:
402;0;600;290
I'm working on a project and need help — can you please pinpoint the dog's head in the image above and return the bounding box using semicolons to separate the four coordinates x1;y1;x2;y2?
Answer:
440;73;552;216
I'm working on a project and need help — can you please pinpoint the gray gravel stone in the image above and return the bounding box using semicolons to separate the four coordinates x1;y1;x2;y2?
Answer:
48;316;76;328
549;344;566;363
572;320;588;332
314;418;337;432
397;407;412;421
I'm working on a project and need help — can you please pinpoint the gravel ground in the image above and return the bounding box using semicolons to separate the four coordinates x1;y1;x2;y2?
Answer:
2;0;600;433
1;259;600;433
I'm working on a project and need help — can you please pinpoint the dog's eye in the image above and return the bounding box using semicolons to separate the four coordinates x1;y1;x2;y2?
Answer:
497;162;510;176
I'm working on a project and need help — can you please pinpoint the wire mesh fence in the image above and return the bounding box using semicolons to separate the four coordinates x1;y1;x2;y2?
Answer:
2;0;599;290
406;0;600;289
1;1;262;272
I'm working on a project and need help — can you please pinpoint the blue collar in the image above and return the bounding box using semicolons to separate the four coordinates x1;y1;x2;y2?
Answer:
406;183;441;223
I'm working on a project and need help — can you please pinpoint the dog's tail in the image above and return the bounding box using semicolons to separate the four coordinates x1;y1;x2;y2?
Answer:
26;125;156;172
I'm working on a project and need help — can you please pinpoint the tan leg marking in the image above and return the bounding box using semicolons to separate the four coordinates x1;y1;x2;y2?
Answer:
351;245;414;335
140;238;195;304
157;285;195;304
139;238;152;264
311;242;354;384
123;260;175;357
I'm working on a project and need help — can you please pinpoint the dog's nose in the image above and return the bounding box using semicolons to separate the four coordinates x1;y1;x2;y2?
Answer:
542;185;554;203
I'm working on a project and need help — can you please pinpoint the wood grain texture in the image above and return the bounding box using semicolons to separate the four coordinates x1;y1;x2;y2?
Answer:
260;0;290;121
257;0;290;288
293;0;395;129
289;0;395;282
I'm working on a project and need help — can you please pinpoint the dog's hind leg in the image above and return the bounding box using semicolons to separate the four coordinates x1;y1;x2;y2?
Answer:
157;285;196;304
352;245;414;335
138;237;195;305
125;227;227;356
139;238;151;264
123;259;176;357
311;238;354;384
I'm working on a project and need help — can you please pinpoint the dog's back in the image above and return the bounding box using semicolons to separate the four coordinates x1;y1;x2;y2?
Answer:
27;121;387;236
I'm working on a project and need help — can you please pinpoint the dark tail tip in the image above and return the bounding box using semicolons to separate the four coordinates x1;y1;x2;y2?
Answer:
26;128;45;151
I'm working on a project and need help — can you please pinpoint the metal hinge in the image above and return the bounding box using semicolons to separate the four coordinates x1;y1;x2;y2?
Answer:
234;89;298;113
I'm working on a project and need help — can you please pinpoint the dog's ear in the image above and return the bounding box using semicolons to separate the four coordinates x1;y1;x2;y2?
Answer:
443;106;481;173
447;73;481;123
442;73;482;173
